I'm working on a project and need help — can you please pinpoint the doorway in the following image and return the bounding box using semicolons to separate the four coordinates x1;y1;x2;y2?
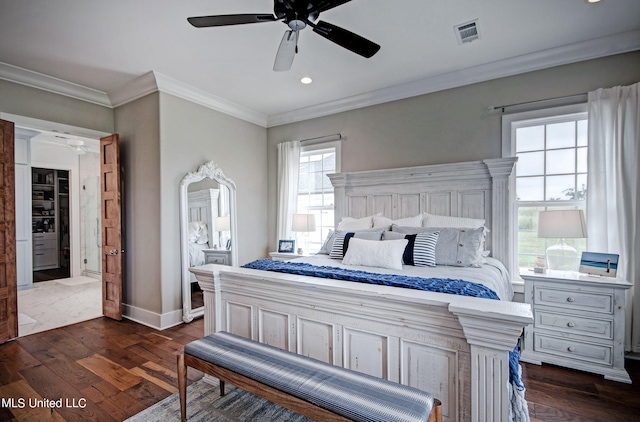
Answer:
32;167;71;282
16;126;104;336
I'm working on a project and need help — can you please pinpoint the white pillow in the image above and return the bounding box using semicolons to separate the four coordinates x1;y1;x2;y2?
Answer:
342;238;408;270
373;214;423;229
422;212;485;229
188;221;209;244
337;215;373;231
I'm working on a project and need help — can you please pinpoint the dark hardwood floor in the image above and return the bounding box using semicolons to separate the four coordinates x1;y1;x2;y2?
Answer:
1;316;638;421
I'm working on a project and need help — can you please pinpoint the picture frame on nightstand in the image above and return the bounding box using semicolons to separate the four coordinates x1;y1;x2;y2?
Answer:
579;251;619;277
278;239;295;253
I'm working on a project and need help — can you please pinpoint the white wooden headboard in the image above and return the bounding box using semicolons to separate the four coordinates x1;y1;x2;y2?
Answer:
328;158;517;277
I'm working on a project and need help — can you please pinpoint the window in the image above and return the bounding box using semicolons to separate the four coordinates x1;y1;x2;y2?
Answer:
502;105;588;275
295;141;341;253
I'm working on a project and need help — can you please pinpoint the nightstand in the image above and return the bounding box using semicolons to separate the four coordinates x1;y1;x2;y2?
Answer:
269;251;308;261
203;248;231;265
520;270;632;383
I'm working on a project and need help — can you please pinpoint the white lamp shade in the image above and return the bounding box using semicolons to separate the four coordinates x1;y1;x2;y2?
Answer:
291;213;316;232
538;210;587;239
215;216;231;232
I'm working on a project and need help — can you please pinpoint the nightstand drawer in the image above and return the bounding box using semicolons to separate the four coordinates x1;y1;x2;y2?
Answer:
535;310;612;340
534;333;612;366
205;255;228;265
534;286;613;314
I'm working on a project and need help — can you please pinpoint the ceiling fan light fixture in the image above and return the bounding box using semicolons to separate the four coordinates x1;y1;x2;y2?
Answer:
300;76;312;84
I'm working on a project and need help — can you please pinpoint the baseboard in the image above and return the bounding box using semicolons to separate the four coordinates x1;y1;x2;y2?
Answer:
82;270;101;281
122;303;184;330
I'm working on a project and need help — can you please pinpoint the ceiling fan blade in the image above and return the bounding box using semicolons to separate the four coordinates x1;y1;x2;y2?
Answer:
273;30;297;72
309;0;353;14
187;14;277;28
312;20;380;58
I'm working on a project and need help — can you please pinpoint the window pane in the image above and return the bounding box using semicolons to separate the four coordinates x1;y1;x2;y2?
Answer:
516;126;544;152
309;193;323;207
577;120;588;147
545;175;575;200
547;122;575;149
577;147;588;173
516;151;544;176
517;206;546;269
324;192;334;207
297;194;310;210
298;146;337;253
546;149;575;174
517;176;544;201
323;152;336;170
576;174;587;200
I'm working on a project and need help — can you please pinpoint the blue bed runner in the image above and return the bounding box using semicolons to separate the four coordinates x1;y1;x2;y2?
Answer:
243;259;500;299
242;258;523;389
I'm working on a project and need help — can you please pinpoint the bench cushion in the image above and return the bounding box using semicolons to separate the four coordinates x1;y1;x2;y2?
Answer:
185;332;435;422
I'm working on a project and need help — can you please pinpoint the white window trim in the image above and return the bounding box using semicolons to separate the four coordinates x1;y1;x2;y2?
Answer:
300;140;342;172
501;103;587;157
297;140;341;252
501;103;588;279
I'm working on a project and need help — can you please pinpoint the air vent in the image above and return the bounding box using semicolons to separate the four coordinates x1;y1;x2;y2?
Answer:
455;19;480;44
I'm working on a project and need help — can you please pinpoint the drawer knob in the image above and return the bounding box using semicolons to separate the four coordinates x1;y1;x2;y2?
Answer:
566;297;575;302
567;346;575;352
567;321;576;328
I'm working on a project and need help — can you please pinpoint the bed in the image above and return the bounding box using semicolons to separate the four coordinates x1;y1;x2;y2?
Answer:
190;158;533;422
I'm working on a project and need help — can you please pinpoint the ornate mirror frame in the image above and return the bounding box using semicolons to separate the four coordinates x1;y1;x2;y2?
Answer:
180;161;238;322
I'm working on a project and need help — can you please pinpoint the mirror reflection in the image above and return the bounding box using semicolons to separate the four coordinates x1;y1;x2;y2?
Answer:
180;161;237;322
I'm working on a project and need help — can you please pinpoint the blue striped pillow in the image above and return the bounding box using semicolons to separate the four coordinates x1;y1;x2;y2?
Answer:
413;232;440;267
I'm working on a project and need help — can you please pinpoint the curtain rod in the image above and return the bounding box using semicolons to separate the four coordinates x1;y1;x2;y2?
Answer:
488;93;588;113
280;132;345;146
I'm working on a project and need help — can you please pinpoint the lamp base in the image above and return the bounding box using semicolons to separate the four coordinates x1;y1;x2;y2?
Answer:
546;239;578;271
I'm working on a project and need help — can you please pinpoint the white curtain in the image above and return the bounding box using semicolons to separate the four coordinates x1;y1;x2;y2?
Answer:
587;83;640;352
277;140;301;241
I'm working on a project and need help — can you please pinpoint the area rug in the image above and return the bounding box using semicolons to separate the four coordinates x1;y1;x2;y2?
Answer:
125;379;311;421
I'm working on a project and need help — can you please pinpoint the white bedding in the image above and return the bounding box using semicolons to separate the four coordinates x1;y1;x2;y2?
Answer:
188;242;209;267
292;254;514;301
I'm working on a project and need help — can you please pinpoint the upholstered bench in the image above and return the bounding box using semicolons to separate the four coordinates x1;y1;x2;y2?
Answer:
178;331;442;422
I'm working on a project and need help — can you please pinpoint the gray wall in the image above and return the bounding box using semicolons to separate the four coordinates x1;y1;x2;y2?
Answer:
158;93;267;313
266;52;640;251
114;93;162;314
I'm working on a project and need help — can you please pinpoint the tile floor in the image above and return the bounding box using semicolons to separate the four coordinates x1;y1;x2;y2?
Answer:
17;276;102;337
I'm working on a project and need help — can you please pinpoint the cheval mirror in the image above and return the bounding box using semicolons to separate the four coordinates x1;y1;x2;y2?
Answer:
180;161;238;322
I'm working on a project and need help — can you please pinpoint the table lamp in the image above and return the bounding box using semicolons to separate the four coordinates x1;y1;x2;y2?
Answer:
291;213;316;255
216;216;231;250
537;209;587;271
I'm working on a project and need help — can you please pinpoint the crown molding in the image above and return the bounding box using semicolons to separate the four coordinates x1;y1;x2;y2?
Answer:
2;30;638;129
152;72;268;127
0;62;111;106
266;30;640;127
0;64;268;127
108;71;268;127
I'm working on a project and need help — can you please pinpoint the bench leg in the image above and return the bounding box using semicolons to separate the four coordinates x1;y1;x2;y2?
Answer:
428;398;442;422
220;380;225;396
177;353;187;422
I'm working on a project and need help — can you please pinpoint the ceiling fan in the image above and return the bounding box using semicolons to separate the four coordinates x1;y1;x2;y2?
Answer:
187;0;380;71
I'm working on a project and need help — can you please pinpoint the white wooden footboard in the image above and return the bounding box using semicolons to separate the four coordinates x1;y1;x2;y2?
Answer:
192;265;532;422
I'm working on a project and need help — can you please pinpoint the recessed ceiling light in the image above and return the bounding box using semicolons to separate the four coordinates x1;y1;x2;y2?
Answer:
586;0;601;3
300;76;312;84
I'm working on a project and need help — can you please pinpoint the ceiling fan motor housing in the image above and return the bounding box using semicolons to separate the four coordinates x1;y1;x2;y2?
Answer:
275;0;319;24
